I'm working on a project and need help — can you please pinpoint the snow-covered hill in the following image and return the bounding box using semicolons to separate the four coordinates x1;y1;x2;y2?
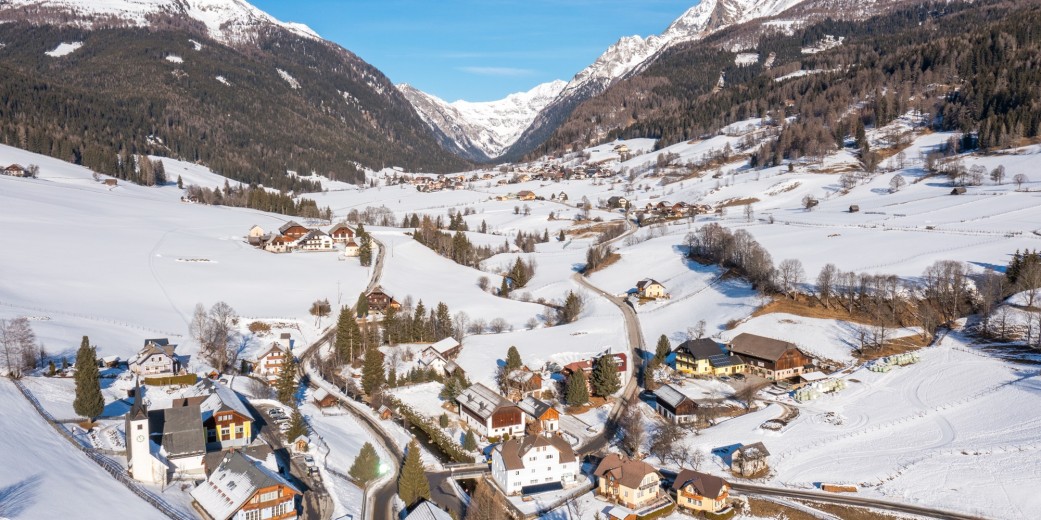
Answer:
398;80;566;162
0;0;320;44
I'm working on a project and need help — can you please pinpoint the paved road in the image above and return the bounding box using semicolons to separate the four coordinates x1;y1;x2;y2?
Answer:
728;482;982;520
571;217;645;455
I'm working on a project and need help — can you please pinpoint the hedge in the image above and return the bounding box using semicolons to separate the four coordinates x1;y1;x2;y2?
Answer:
386;396;474;463
143;374;198;387
638;502;676;520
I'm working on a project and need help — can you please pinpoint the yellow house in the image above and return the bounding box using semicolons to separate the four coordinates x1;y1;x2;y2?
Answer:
636;279;667;299
671;469;730;514
673;338;745;376
593;454;663;510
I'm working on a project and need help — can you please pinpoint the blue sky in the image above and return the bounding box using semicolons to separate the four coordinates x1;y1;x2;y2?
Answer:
250;0;696;102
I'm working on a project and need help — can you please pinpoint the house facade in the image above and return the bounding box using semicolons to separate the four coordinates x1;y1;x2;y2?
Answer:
265;235;295;253
297;230;334;251
343;239;360;257
654;385;698;424
727;333;812;380
673;339;745;376
191;451;300;520
491;435;579;496
366;287;400;313
671;470;730;514
129;339;182;377
201;382;254;450
593;454;664;509
636;279;667;299
278;221;310;240
458;383;524;438
255;343;291;383
328;223;355;243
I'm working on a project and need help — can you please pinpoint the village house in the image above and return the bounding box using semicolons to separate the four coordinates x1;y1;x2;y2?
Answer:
312;387;339;408
654;384;698;424
517;396;559;432
247;225;266;246
635;279;667;299
126;394;206;485
265;235;295;254
607;196;629;209
201;382;255;450
128;339;183;377
673;338;745;376
278;221;311;240
417;338;464;377
366;287;401;313
491;434;579;496
727;333;813;380
254;343;291;383
404;501;453;520
562;353;627;393
424;337;462;359
296;229;334;251
191;451;300;520
558;192;568;201
671;470;730;514
517;190;536;201
505;369;543;401
457;383;524;438
593;454;664;510
731;442;770;477
343;238;360;257
328;223;355;243
3;164;27;177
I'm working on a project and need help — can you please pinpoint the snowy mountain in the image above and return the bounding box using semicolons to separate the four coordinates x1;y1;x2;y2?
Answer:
0;0;320;44
501;0;806;160
398;80;567;162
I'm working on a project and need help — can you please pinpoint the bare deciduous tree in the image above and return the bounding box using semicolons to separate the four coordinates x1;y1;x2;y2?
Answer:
816;263;838;308
489;317;509;334
776;259;805;299
889;174;906;193
191;301;240;372
1013;173;1028;190
617;403;645;457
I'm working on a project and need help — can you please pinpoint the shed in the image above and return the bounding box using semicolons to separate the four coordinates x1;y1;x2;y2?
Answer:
313;388;338;408
732;442;770;477
848;205;859;213
951;186;967;195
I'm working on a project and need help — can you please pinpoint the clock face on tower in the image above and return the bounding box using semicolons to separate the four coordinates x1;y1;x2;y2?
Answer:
137;435;145;442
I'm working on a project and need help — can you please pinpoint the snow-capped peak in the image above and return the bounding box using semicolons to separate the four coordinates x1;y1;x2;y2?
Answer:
2;0;321;43
399;80;567;161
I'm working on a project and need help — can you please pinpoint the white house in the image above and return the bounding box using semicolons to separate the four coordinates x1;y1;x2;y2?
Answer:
457;383;524;438
128;339;182;377
296;230;334;251
491;435;579;496
255;343;291;383
343;238;360;257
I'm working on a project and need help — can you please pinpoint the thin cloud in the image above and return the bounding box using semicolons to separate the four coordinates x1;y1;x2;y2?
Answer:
458;66;537;77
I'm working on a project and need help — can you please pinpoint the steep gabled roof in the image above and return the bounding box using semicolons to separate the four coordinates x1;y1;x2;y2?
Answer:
654;384;695;411
458;383;512;421
404;500;454;520
736;441;770;459
190;451;299;520
278;220;305;234
674;338;724;360
429;337;460;355
636;278;663;290
149;404;205;459
517;396;552;419
329;223;355;235
256;342;288;361
201;381;254;422
728;333;798;362
671;469;727;498
497;435;576;471
593;453;661;489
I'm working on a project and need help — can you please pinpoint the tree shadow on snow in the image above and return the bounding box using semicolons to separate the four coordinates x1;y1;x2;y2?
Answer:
0;474;43;518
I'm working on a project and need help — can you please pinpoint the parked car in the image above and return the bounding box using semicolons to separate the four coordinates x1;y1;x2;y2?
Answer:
733;373;746;381
719;376;731;381
303;455;316;467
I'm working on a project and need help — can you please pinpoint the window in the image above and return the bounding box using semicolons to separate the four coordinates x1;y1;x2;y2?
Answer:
260;490;278;502
243;509;261;520
136;424;143;431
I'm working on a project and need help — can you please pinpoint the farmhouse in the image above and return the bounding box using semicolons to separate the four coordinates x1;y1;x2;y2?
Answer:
366;287;401;313
265;235;295;253
328;223;355;243
727;333;812;380
593;454;664;509
128;339;183;377
247;225;266;246
636;279;667;299
517;190;536;201
343;238;360;257
732;442;770;478
201;382;255;450
191;451;300;520
254;343;291;383
3;164;27;177
278;221;310;240
517;396;559;432
671;470;730;514
491;435;579;496
654;384;698;424
424;337;462;359
505;369;543;401
297;229;334;251
673;338;745;376
457;383;524;438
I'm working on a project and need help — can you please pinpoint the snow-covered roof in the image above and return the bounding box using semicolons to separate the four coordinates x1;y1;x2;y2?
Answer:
201;381;253;421
800;371;830;382
429;337;460;355
655;384;693;410
313;388;330;402
404;501;454;520
517;396;552;419
458;383;512;420
190;451;299;520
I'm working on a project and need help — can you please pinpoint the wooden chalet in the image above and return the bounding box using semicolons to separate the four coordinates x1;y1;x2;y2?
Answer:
312;388;339;408
654;384;698;424
457;383;524;438
328;223;355;243
255;343;291;383
727;333;812;380
517;396;559;432
278;221;310;240
191;451;300;520
365;287;400;313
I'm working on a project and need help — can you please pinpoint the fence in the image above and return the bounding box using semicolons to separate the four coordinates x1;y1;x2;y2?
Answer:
12;379;196;520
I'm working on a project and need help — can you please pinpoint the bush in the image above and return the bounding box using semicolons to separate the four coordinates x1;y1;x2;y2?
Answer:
638;503;676;520
248;321;272;334
143;374;198;386
387;397;474;463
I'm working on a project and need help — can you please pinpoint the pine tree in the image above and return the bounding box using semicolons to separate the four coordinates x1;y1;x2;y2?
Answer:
387;366;398;388
47;360;56;377
434;302;453;339
349;442;381;484
504;346;523;373
335;306;363;363
463;429;477;451
176;175;183;189
356;293;369;318
72;336;104;421
590;355;621;397
397;439;431;508
285;406;307;441
499;276;510;297
361;348;385;395
439;413;449;428
357;223;373;266
564;369;589;407
558;229;566;241
654;335;671;363
275;357;299;405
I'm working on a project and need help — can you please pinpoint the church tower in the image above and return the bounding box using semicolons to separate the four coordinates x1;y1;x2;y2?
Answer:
125;383;161;484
